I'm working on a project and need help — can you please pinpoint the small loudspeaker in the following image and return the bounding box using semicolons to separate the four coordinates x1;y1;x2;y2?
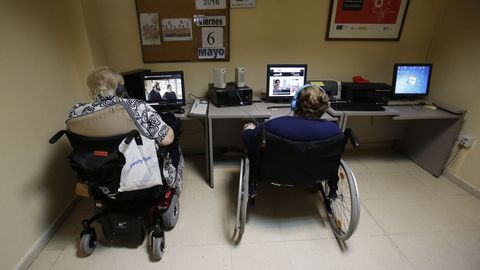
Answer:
235;67;245;87
214;68;226;88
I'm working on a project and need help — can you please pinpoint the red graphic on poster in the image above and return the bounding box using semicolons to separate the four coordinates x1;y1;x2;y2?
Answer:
335;0;401;24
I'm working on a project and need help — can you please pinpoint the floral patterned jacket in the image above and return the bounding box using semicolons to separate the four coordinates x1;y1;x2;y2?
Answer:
69;96;183;194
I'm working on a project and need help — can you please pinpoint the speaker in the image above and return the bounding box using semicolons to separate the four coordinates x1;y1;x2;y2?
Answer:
235;67;245;87
214;68;226;88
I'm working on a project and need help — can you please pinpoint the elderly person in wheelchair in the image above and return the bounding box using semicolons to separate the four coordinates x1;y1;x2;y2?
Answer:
236;84;360;242
69;66;175;146
50;67;183;260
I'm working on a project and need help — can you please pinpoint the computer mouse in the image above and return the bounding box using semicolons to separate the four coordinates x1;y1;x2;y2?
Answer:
423;105;437;110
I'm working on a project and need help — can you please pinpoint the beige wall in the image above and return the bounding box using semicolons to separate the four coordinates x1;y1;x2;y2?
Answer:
0;0;93;269
427;0;480;189
81;0;444;97
80;0;447;149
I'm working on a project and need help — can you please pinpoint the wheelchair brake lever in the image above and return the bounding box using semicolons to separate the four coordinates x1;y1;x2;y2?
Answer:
49;130;66;144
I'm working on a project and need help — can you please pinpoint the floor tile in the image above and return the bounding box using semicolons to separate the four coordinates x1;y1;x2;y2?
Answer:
29;152;480;270
392;231;480;270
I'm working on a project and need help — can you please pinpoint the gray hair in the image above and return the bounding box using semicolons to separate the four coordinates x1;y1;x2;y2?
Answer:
87;66;123;100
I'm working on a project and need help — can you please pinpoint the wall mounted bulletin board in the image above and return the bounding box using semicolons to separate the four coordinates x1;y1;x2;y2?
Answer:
135;0;230;62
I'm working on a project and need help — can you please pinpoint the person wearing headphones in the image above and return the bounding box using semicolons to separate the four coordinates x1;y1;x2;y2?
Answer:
68;66;174;146
242;84;341;153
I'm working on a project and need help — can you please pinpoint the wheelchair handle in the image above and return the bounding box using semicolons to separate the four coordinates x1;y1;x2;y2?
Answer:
125;130;143;145
344;128;360;149
49;130;66;144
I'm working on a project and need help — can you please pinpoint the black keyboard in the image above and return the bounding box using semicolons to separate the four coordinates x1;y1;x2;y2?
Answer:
330;102;385;111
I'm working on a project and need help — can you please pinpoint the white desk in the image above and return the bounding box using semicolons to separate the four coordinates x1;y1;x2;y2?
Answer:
328;102;465;177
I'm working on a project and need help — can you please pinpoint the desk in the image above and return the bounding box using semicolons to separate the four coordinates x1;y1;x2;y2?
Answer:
329;102;465;177
206;101;337;187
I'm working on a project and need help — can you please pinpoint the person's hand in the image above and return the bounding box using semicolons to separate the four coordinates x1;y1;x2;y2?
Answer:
242;123;256;131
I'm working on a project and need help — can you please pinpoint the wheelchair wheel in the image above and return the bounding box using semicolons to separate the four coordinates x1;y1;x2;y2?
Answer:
151;235;165;260
162;194;179;230
323;159;360;241
235;157;250;238
80;232;96;256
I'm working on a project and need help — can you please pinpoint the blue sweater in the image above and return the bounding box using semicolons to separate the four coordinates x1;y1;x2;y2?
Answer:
242;116;341;153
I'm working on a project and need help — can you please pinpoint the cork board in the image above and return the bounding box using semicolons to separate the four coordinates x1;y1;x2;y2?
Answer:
135;0;230;62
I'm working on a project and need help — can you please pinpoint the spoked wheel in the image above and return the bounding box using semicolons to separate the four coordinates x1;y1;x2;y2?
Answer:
80;231;96;256
322;159;360;240
235;157;250;239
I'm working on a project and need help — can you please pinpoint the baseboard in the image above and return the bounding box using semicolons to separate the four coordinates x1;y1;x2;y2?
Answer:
444;169;480;199
15;197;79;270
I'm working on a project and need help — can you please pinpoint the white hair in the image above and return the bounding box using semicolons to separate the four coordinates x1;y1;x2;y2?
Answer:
87;66;122;99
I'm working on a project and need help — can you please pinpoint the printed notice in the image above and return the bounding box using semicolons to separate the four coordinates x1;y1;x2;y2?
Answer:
139;13;161;45
202;27;223;48
231;0;255;8
161;18;193;41
196;16;226;27
198;48;226;59
195;0;226;10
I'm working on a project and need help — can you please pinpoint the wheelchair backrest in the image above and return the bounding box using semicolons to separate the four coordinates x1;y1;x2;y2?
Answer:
66;103;138;137
258;131;346;186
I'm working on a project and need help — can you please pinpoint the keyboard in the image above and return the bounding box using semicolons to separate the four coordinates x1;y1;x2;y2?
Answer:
189;99;208;115
330;102;385;111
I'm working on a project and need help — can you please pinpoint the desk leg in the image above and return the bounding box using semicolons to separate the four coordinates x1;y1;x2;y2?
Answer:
208;118;214;188
394;117;463;177
340;115;348;132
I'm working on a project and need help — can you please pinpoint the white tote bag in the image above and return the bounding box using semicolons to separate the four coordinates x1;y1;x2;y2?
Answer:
117;135;163;192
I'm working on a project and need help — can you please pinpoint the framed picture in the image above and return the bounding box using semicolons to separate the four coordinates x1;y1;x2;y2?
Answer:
326;0;410;40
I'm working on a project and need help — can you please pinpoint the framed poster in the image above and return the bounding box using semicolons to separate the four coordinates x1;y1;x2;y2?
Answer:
326;0;410;40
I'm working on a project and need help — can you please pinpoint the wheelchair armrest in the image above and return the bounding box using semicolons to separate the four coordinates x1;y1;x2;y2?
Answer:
344;128;360;149
49;130;66;144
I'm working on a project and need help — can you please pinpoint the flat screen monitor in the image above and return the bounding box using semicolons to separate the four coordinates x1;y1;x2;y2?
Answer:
266;64;307;102
392;63;432;99
143;71;186;109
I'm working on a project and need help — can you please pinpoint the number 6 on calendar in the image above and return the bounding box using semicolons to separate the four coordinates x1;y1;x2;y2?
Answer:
202;27;224;48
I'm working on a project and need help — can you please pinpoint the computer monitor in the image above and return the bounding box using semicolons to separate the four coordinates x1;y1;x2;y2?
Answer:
392;63;432;99
266;64;308;102
143;71;186;109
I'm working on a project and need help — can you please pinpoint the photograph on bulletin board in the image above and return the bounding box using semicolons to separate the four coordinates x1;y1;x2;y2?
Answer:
135;0;230;62
326;0;410;40
139;13;161;45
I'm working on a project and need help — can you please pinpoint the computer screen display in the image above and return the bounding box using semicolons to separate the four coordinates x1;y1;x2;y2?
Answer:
143;71;186;108
392;64;432;98
266;64;307;101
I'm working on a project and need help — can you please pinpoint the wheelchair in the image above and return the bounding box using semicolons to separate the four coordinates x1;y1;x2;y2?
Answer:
234;128;360;242
49;103;183;260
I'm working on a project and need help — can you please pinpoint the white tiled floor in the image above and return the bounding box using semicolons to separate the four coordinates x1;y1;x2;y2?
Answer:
29;150;480;270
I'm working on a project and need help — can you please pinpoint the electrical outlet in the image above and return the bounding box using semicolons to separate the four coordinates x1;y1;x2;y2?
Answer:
458;133;475;148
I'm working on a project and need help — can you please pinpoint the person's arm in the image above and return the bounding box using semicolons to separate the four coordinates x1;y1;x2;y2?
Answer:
141;102;174;146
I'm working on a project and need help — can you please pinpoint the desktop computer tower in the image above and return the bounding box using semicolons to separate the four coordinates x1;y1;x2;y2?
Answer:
341;82;391;105
209;83;253;107
122;69;151;99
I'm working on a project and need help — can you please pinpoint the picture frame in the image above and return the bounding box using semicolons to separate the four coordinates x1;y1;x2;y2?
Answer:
326;0;410;41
